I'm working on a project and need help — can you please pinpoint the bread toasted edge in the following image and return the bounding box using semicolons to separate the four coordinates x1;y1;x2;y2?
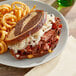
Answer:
5;10;47;45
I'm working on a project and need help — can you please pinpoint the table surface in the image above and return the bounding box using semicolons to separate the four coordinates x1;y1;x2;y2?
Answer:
0;0;76;76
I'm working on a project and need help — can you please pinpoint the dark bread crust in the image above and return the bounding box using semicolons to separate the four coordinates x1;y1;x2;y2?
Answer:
5;10;47;45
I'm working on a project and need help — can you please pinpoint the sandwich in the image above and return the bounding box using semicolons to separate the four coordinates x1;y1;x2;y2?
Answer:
5;10;62;59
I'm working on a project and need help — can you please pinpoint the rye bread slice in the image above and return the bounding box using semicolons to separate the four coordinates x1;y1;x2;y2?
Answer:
5;10;46;45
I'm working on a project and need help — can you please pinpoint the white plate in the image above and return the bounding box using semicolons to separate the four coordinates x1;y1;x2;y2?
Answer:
0;0;69;68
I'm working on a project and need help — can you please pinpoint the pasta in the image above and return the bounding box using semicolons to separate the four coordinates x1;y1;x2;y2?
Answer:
0;1;36;54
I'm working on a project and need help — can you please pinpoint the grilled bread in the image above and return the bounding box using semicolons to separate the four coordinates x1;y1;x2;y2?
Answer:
5;10;47;45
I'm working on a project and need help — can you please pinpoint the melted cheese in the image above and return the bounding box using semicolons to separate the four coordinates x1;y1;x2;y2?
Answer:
8;13;55;53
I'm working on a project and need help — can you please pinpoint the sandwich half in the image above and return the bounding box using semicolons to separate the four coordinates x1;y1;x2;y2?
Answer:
5;10;62;59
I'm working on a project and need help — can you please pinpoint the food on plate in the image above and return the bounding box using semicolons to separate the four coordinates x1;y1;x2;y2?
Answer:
5;9;62;59
0;1;35;54
0;1;62;59
0;41;8;54
5;10;46;44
